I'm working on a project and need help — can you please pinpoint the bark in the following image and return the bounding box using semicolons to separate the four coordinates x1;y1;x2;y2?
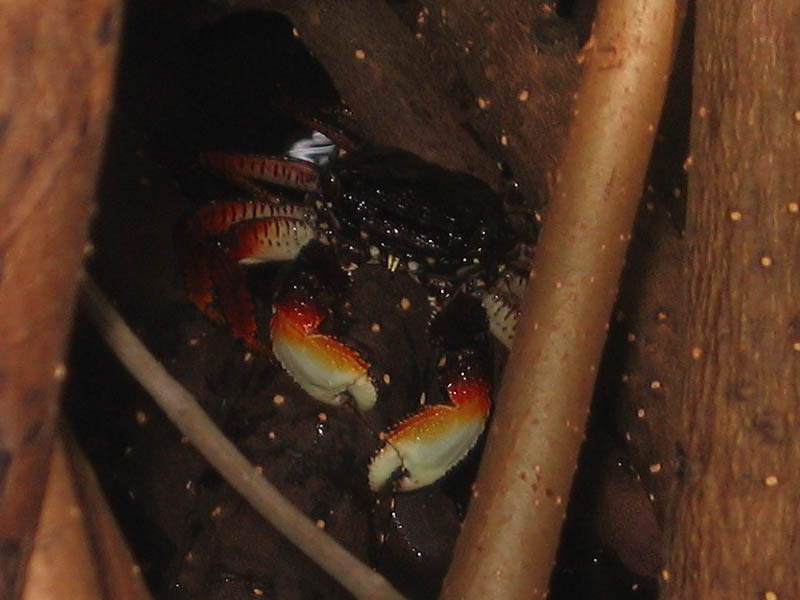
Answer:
21;433;154;600
607;202;686;528
20;436;104;600
606;14;693;528
662;2;800;597
441;2;682;598
197;0;581;204
422;0;580;200
0;1;120;598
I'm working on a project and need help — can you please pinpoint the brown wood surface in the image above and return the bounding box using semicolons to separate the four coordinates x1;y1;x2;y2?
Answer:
21;433;154;600
661;2;800;598
0;1;121;598
422;0;580;200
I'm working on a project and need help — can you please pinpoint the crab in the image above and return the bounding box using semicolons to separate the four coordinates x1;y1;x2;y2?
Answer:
177;140;534;492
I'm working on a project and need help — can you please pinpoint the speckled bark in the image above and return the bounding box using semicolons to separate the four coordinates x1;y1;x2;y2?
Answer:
422;0;580;201
603;199;685;541
662;2;800;598
0;2;120;599
604;14;693;531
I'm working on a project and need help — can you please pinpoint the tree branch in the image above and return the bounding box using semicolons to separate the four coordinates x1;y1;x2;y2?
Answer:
441;2;683;597
0;2;120;598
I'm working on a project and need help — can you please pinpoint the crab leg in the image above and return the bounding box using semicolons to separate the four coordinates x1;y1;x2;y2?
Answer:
178;200;314;352
200;152;320;193
481;292;519;349
224;216;315;264
482;270;527;349
191;200;311;235
270;295;377;411
368;372;491;492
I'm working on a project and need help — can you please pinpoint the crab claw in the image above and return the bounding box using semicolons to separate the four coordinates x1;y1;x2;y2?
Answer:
368;371;491;492
270;296;377;411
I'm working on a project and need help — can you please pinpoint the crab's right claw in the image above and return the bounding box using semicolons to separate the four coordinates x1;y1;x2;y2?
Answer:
368;373;491;492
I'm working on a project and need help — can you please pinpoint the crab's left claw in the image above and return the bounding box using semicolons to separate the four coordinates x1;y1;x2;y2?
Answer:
270;296;378;411
368;372;491;492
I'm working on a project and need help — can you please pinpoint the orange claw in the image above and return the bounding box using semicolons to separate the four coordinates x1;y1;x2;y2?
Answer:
368;374;491;491
270;298;377;411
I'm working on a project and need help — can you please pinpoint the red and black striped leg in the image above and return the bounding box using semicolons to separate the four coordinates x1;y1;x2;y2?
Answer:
177;200;315;354
206;251;265;353
199;152;320;193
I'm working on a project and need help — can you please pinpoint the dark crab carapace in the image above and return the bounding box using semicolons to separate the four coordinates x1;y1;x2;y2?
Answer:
178;146;531;491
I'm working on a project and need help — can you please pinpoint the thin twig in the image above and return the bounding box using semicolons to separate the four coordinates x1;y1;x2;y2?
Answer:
79;276;406;600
